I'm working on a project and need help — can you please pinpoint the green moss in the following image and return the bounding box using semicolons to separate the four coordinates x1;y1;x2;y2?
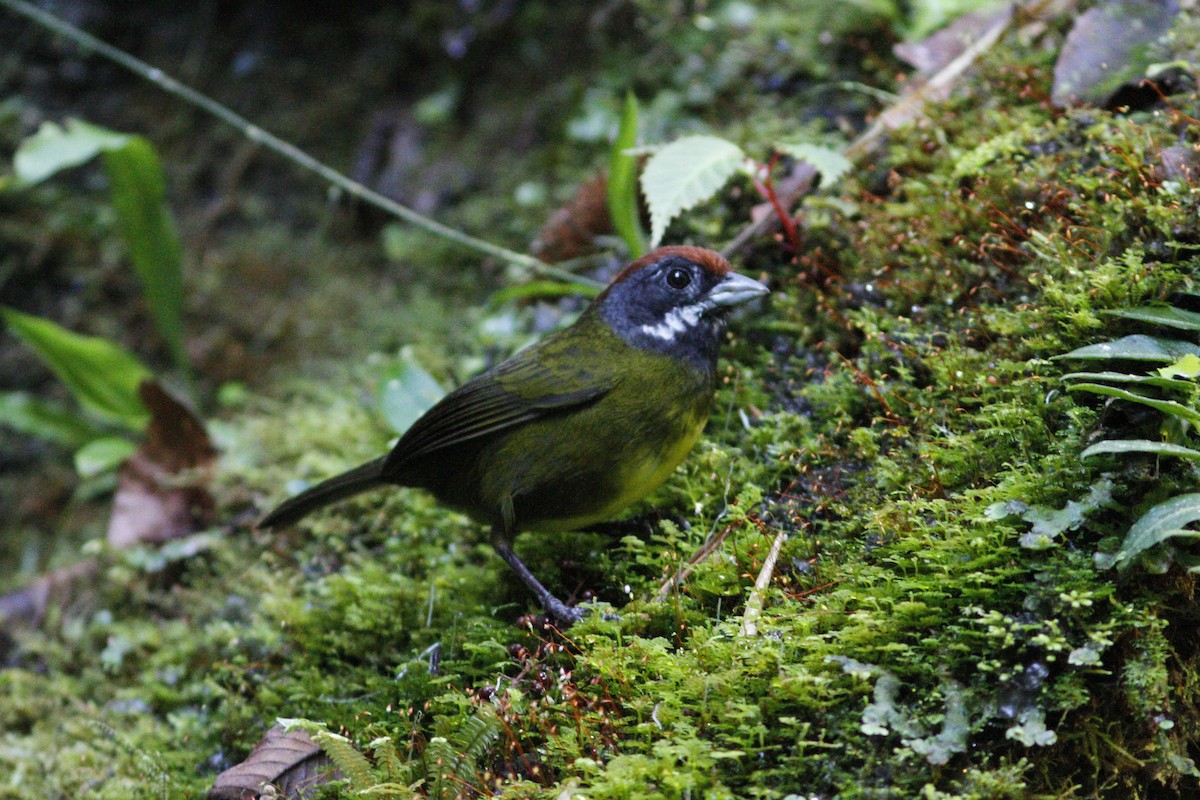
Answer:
9;6;1200;800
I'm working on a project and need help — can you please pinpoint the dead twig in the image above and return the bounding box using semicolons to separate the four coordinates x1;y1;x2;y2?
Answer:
723;3;1026;260
740;528;788;637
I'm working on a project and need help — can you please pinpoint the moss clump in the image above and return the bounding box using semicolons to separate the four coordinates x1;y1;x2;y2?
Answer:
7;6;1200;800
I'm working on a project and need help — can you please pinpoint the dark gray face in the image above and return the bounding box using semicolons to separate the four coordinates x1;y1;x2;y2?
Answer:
596;254;767;372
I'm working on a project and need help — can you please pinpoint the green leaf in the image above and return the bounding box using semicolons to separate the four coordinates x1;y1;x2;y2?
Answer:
1118;493;1200;568
1159;354;1200;380
12;118;130;184
1061;371;1195;393
1106;306;1200;333
1066;383;1200;423
103;137;188;373
1054;334;1200;363
0;390;104;447
2;307;151;429
774;142;852;186
607;91;646;258
641;135;746;247
378;350;446;435
14;120;187;373
488;280;600;307
1082;439;1200;461
74;436;137;478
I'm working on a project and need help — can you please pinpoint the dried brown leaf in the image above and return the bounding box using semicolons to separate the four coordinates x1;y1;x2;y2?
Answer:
530;172;613;263
106;381;216;549
209;724;338;800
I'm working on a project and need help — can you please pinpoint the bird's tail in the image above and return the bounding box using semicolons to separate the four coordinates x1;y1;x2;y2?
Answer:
257;456;389;529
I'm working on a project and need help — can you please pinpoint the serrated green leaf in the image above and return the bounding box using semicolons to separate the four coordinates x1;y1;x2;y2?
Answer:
607;91;646;258
103;137;188;373
1066;383;1200;423
641;135;746;247
74;436;137;478
775;142;852;186
1106;306;1200;333
1054;334;1200;363
12;118;130;184
2;307;150;429
1082;439;1200;461
1118;493;1200;568
0;390;104;447
378;350;446;435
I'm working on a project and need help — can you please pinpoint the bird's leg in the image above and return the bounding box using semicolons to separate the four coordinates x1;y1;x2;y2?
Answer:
489;528;586;626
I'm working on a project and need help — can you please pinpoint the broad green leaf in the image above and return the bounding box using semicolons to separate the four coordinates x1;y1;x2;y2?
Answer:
1159;354;1200;379
1106;306;1200;333
1061;371;1195;393
1118;493;1200;568
103;137;187;372
14;120;187;373
641;135;746;247
378;351;446;435
607;91;646;258
1055;334;1200;363
1066;383;1200;423
1082;439;1200;461
74;436;137;478
775;142;852;186
0;390;103;447
12;118;130;184
2;307;150;429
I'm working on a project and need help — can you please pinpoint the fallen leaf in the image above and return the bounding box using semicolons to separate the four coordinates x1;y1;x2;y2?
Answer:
894;6;1015;77
1154;144;1200;184
1;383;216;634
209;724;337;800
1051;0;1178;108
530;172;614;262
0;558;99;629
106;381;216;549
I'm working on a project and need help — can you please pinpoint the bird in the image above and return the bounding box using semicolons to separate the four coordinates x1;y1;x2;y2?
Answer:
258;246;768;624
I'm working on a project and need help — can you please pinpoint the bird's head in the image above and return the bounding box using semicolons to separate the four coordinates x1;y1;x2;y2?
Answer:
594;246;769;369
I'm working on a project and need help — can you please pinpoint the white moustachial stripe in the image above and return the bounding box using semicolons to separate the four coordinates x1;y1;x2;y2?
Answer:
639;302;709;341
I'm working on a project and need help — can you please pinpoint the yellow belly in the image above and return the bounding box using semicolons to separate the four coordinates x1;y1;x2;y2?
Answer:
536;415;707;532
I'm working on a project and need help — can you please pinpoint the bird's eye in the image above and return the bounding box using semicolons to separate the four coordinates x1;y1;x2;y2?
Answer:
666;267;692;290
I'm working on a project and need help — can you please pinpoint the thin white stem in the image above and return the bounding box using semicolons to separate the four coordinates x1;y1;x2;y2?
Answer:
0;0;601;287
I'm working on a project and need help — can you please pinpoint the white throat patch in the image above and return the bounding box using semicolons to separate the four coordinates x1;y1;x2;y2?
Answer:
639;302;709;341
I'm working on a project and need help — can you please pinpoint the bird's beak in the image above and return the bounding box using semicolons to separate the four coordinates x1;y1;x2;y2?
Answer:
709;271;769;307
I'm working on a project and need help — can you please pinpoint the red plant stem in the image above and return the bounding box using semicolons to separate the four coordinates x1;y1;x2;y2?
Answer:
752;154;800;253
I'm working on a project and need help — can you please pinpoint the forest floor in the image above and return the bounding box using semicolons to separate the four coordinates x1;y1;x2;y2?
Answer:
2;2;1200;798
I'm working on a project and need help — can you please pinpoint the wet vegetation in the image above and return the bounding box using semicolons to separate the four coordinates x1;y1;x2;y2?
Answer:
3;1;1200;797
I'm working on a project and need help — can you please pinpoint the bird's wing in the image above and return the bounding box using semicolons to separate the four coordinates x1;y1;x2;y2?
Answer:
383;334;618;471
